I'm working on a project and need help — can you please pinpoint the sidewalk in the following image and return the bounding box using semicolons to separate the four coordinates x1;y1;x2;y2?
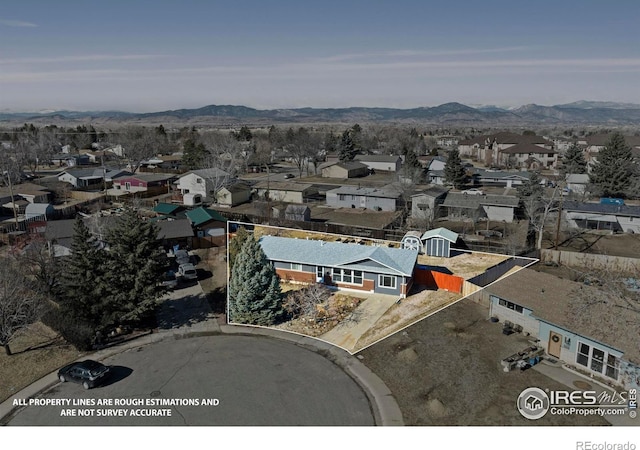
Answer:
533;361;637;426
0;318;403;426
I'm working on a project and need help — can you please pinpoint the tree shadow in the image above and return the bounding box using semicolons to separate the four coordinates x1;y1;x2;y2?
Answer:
157;294;211;329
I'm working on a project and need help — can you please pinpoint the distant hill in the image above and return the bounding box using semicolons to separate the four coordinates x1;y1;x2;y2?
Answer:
4;101;640;126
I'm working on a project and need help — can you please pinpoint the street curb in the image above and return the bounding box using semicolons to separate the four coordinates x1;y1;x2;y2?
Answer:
0;323;404;426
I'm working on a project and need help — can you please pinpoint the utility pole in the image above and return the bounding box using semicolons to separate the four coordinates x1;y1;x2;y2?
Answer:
554;183;564;250
4;169;19;228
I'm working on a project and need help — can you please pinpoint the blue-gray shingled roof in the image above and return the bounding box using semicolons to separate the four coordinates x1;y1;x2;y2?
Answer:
563;201;640;217
259;235;418;276
420;227;459;243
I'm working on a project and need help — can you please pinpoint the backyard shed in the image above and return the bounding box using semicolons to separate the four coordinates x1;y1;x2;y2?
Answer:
420;227;459;257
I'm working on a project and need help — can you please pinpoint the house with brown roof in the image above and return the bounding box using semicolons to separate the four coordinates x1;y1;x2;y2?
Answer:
480;268;640;390
458;132;555;168
320;161;369;179
253;181;317;203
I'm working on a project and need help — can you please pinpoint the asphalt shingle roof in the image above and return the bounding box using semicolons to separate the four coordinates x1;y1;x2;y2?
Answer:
185;207;228;227
259;235;418;276
420;227;459;243
563;201;640;217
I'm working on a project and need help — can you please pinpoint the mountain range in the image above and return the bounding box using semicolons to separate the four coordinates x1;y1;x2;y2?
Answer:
2;101;640;126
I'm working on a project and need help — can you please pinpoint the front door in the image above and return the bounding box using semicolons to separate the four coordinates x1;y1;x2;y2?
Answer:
548;331;562;358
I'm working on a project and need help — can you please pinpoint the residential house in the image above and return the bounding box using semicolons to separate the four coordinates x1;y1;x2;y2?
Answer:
176;168;233;200
565;174;590;195
284;204;311;221
441;192;520;223
185;206;227;237
153;202;184;218
420;227;459;257
436;136;459;147
320;161;369;179
426;169;446;185
326;185;402;212
458;132;554;168
410;186;448;226
25;203;54;220
563;201;640;233
58;167;131;189
259;235;419;298
354;154;403;172
473;169;535;188
155;218;194;249
50;153;90;167
483;268;639;390
427;156;447;172
253;181;317;204
216;182;252;207
578;134;640;168
0;183;51;205
497;143;558;170
111;173;176;195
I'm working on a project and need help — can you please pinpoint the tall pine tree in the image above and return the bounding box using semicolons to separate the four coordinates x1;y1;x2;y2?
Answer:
561;143;587;175
444;148;467;189
229;236;284;326
101;208;168;328
589;133;638;198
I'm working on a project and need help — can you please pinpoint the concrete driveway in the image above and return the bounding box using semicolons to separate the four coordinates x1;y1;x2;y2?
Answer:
6;334;374;426
320;293;399;353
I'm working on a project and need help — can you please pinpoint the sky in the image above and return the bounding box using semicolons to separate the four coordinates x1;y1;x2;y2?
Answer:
1;0;640;112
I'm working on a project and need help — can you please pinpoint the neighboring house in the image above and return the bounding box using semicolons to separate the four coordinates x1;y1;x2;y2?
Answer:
153;202;184;218
578;134;640;168
111;173;176;194
0;183;51;205
459;132;556;169
496;143;558;170
216;182;252;207
44;218;76;256
427;156;447;172
562;201;640;234
565;174;590;195
410;186;448;225
284;204;311;221
472;169;535;188
185;207;227;236
176;168;233;199
420;227;459;257
50;153;90;167
25;203;54;220
436;136;459;147
354;154;403;172
320;161;369;179
326;185;402;212
155;218;194;249
253;181;317;204
426;170;446;185
259;235;419;298
58;168;131;189
483;268;640;390
139;153;185;173
441;192;520;223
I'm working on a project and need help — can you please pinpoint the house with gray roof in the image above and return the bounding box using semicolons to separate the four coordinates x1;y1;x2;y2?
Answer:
253;181;317;203
259;235;419;298
563;201;640;233
441;192;520;223
472;169;535;188
326;185;403;211
354;154;402;172
57;167;131;188
480;268;639;390
320;161;369;179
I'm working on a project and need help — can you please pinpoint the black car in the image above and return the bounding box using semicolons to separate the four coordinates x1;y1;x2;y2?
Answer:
58;360;110;390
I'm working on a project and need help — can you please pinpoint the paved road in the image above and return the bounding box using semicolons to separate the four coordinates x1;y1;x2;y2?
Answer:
7;335;374;426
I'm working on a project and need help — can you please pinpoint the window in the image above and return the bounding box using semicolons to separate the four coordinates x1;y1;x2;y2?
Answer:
329;268;363;285
339;194;347;201
343;269;352;284
606;355;619;379
576;342;619;380
332;268;342;283
378;275;396;289
417;203;429;211
125;182;131;191
548;153;554;157
196;178;203;184
316;266;324;278
290;263;302;271
497;298;523;314
353;270;363;284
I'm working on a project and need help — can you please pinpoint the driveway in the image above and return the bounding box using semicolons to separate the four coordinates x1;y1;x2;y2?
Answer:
320;293;399;353
6;335;374;426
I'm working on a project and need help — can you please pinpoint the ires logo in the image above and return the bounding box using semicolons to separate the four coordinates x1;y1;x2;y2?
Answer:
629;389;637;410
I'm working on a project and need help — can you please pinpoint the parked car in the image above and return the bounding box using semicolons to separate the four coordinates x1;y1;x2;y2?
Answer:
58;360;110;390
283;173;295;179
160;270;178;289
174;249;190;265
462;188;484;195
178;263;198;280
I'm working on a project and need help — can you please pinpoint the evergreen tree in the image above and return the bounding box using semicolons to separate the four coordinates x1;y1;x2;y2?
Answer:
589;133;638;198
58;217;105;327
182;138;208;170
228;226;250;271
516;171;544;200
561;143;587;175
101;209;168;328
228;236;284;326
401;146;423;182
338;129;358;161
444;149;467;189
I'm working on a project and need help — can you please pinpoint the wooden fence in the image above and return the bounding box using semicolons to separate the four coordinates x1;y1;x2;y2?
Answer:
414;266;464;293
540;249;640;272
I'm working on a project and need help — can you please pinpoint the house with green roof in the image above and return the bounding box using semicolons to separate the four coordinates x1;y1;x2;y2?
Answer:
259;235;419;298
185;207;228;237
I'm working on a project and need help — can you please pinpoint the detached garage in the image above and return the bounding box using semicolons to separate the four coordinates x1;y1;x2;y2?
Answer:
420;227;458;258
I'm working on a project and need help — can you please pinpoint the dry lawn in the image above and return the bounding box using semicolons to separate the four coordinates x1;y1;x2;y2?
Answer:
356;289;461;350
0;322;80;404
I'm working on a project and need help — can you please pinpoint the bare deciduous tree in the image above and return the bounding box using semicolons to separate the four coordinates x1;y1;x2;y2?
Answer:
0;259;48;355
283;283;331;322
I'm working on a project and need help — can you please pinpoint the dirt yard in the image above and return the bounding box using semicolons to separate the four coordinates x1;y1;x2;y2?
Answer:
359;298;609;426
543;230;640;258
418;251;510;280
